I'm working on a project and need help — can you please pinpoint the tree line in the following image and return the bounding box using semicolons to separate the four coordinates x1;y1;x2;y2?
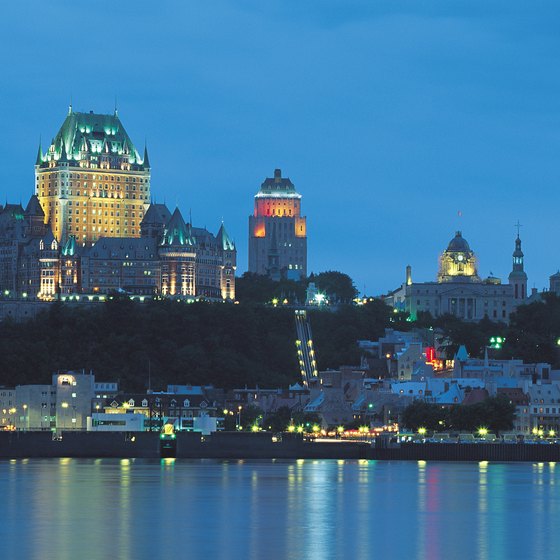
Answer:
0;280;558;391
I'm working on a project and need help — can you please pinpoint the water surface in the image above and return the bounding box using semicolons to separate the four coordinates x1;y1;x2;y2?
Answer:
0;459;557;560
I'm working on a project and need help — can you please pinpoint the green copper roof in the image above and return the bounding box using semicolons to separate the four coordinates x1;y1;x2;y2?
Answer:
36;140;43;165
217;223;235;251
1;204;25;221
62;235;77;256
161;208;194;247
39;109;146;168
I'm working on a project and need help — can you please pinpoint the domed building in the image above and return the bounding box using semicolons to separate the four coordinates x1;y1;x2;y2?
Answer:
437;231;480;283
386;230;528;323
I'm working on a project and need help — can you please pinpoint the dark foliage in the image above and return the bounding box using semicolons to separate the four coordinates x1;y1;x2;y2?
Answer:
402;396;516;434
235;270;357;305
0;298;390;391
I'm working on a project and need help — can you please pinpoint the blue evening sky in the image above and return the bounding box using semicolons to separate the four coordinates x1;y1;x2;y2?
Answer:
1;1;559;295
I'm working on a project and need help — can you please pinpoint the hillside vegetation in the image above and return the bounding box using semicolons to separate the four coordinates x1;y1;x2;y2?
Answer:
1;291;558;391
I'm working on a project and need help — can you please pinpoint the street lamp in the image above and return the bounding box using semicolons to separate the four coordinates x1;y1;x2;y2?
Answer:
22;404;28;431
237;406;242;430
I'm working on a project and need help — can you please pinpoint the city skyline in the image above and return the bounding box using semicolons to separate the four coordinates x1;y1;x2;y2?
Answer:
1;2;559;294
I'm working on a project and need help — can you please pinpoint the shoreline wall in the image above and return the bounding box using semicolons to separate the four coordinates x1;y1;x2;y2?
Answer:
2;432;560;461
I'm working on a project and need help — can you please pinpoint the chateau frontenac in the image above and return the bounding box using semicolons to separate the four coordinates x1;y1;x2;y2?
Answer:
0;108;236;300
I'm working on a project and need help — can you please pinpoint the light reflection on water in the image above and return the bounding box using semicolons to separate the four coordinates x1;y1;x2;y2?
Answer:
0;459;559;560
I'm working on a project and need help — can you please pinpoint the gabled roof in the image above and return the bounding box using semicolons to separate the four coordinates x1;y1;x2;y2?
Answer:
455;345;469;362
216;222;235;251
42;229;56;246
462;388;489;406
142;203;171;226
161;208;194;246
0;204;25;221
25;195;45;217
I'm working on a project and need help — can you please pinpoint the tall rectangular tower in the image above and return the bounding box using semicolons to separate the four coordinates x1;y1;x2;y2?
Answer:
35;107;150;245
248;169;307;280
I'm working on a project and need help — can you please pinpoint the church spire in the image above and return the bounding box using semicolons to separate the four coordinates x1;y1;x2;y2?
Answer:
509;226;527;300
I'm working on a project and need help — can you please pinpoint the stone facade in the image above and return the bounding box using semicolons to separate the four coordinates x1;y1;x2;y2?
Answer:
386;231;528;323
248;169;307;280
0;199;235;300
0;108;236;301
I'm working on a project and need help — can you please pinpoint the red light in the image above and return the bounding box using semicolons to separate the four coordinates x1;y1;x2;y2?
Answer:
425;346;436;364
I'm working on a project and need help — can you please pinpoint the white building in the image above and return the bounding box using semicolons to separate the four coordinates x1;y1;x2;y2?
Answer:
14;371;98;430
0;387;17;429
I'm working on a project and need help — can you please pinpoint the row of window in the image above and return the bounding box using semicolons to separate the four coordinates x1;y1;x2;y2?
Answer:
41;173;147;183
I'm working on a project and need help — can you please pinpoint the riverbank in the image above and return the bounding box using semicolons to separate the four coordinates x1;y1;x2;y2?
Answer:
2;431;560;461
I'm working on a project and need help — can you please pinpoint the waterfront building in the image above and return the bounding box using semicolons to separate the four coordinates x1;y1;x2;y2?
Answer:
35;107;150;244
248;169;307;280
13;372;96;430
385;231;528;322
515;384;560;434
100;389;222;433
0;387;16;429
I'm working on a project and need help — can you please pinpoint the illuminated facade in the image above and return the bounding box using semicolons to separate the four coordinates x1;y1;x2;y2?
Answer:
248;169;307;280
386;231;527;322
35;107;150;244
0;107;236;301
0;199;235;300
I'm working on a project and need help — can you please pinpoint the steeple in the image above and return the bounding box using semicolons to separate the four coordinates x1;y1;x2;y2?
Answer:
35;140;43;166
58;138;68;162
512;235;524;271
509;230;527;300
217;222;235;251
143;143;150;169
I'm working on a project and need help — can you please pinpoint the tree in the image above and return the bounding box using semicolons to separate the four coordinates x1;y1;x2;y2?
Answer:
264;406;293;432
240;404;264;430
401;401;448;432
313;271;358;303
